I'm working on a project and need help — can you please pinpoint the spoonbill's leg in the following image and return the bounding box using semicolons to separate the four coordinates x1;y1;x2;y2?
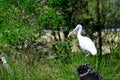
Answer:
85;53;90;62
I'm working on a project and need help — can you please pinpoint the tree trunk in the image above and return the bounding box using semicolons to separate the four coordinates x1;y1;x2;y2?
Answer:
96;0;102;65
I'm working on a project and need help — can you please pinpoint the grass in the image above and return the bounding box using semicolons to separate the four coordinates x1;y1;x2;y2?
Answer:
0;48;120;80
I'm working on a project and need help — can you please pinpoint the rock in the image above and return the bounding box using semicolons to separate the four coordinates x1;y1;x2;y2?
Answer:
77;64;104;80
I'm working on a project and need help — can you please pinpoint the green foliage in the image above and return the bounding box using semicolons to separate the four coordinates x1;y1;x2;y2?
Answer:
48;0;78;28
37;7;64;28
53;39;71;61
0;0;40;46
0;23;37;46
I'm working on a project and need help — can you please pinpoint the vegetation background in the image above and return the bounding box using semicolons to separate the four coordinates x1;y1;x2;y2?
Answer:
0;0;120;80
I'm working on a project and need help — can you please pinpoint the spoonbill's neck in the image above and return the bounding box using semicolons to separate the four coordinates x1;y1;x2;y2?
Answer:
77;28;82;38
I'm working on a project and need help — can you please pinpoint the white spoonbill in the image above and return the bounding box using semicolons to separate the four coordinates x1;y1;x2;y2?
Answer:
68;24;97;61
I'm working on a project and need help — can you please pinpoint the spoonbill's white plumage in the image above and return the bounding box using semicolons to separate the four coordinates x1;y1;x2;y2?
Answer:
68;24;97;61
